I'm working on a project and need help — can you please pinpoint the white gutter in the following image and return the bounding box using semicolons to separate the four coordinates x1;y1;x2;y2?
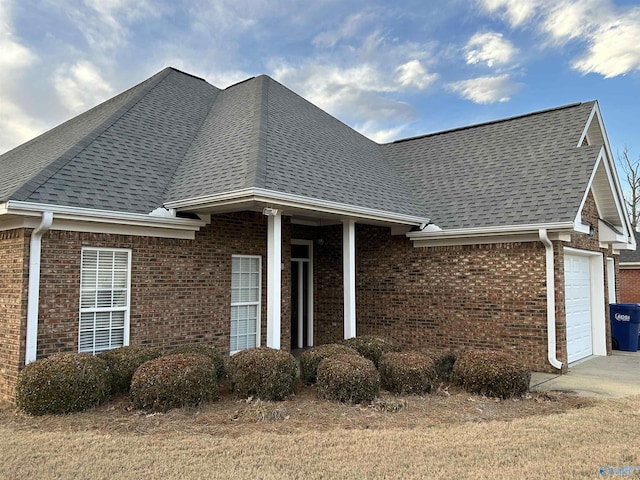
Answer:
539;228;563;370
25;211;53;364
5;201;206;231
407;222;576;240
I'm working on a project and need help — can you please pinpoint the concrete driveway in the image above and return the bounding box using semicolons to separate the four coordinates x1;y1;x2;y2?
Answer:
530;351;640;398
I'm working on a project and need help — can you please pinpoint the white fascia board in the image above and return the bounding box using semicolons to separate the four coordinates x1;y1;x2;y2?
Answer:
407;222;575;247
598;148;634;238
3;201;207;238
165;188;430;226
578;104;635;247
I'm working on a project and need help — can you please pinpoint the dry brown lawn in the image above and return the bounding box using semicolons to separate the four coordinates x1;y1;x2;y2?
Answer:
1;384;639;479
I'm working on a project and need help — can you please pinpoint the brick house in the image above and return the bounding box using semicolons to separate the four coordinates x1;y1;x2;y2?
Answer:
0;67;635;402
619;231;640;302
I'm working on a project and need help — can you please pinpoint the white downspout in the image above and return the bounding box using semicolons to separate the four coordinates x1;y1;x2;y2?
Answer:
539;228;563;370
25;211;53;364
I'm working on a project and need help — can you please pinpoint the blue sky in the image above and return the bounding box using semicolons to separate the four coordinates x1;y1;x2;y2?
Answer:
2;0;640;165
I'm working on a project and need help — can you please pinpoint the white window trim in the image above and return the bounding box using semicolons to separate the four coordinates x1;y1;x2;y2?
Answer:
563;247;607;359
607;257;616;305
79;247;131;354
230;254;262;354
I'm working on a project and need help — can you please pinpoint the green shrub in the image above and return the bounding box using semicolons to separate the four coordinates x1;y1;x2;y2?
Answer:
99;345;161;394
130;354;218;412
16;353;111;415
341;335;401;367
451;349;530;399
378;352;436;395
167;343;224;379
227;347;298;401
300;344;360;385
316;354;380;403
432;351;457;382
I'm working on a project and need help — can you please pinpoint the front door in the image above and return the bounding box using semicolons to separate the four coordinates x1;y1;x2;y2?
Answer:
291;240;313;349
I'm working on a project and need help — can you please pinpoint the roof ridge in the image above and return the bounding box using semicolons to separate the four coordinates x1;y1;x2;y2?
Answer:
11;68;175;202
389;101;593;145
160;80;221;204
252;76;269;189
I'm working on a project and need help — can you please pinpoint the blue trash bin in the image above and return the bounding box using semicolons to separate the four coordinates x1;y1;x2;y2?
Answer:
610;304;640;352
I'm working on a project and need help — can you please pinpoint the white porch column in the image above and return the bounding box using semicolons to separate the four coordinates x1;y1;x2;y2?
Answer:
265;208;282;349
343;219;356;339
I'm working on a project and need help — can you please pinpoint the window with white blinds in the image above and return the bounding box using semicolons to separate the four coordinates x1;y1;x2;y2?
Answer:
230;255;261;353
79;248;131;354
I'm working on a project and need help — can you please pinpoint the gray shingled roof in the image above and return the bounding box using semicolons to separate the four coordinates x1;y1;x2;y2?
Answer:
0;67;603;228
621;232;640;262
167;75;421;216
382;102;598;229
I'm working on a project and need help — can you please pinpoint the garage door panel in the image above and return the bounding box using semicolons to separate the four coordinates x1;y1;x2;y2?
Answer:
564;254;593;363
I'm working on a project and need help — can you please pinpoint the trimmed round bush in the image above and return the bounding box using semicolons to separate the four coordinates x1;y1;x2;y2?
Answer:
99;345;161;394
341;335;401;367
316;354;380;403
227;347;298;401
16;353;111;415
300;344;360;385
451;349;531;399
167;343;225;379
130;354;218;412
379;351;436;395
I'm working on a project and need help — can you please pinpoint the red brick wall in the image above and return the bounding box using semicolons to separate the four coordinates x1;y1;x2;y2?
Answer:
354;225;552;371
620;268;640;303
35;211;291;360
0;229;28;402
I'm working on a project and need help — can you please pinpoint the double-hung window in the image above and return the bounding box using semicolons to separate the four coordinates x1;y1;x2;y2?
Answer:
230;255;261;353
79;248;131;354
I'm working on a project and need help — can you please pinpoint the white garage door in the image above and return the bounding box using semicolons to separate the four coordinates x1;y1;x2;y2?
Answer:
564;254;593;363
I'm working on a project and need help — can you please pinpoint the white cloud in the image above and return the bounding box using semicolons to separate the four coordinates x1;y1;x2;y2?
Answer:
396;60;438;89
54;61;114;113
480;0;640;78
313;10;379;48
447;74;521;103
478;0;542;28
0;0;45;153
465;32;517;67
541;0;604;42
572;13;640;78
60;0;159;52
